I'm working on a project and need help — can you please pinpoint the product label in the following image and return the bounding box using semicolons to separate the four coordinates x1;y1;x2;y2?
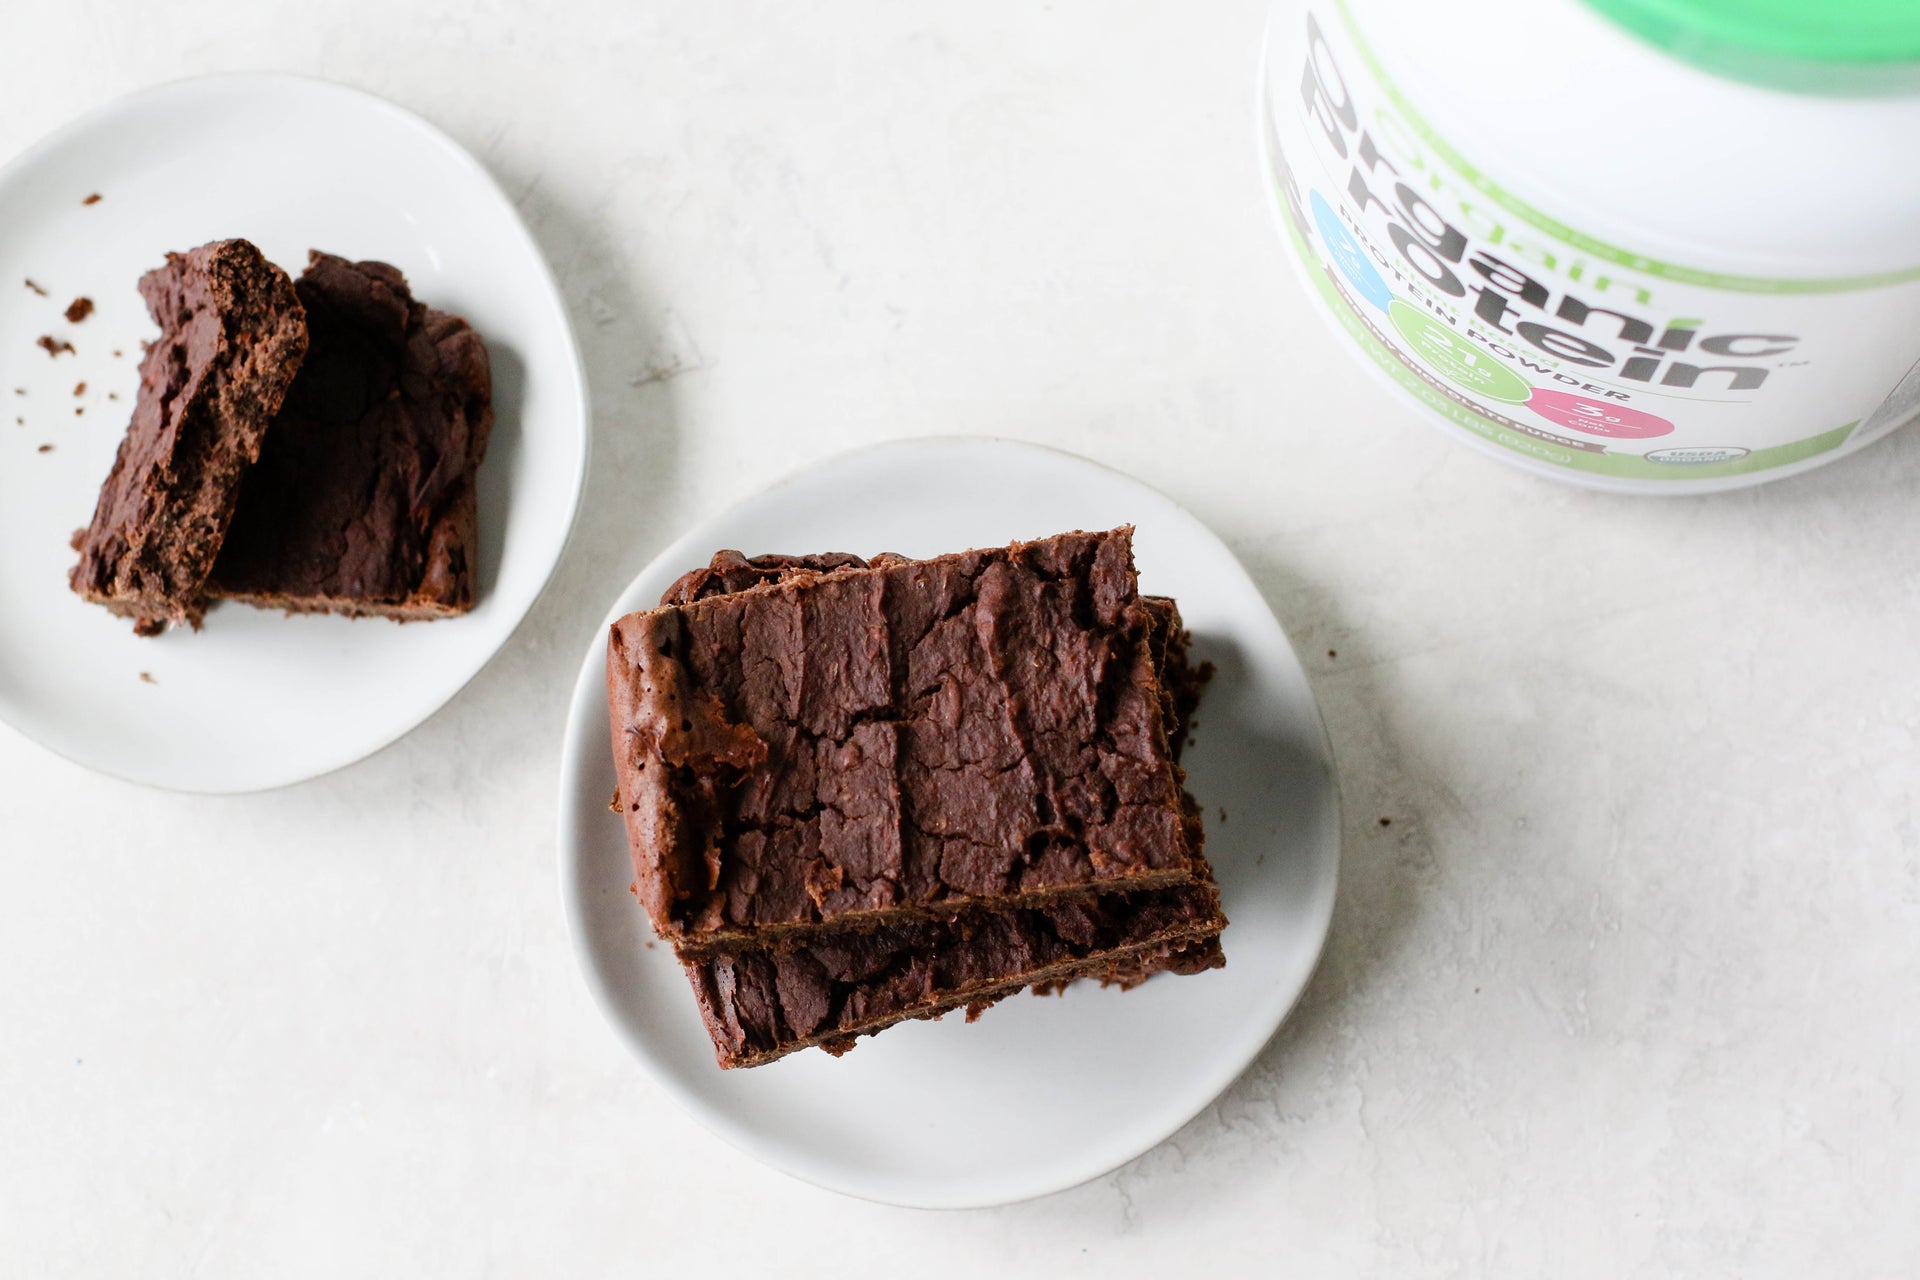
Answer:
1263;2;1920;482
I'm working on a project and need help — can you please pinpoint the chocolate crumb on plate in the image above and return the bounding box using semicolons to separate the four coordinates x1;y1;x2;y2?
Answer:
138;671;155;684
24;279;47;296
37;336;75;358
1378;817;1392;827
82;193;102;206
64;297;93;323
73;382;85;396
38;444;53;453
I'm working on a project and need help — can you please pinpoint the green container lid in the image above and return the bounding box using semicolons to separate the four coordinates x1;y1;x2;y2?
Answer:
1586;0;1920;92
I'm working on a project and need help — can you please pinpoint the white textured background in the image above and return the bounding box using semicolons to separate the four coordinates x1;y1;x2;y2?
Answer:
4;2;1918;1275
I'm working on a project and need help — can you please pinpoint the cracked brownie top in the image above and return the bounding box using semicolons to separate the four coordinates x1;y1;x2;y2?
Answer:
605;527;1203;955
207;252;493;618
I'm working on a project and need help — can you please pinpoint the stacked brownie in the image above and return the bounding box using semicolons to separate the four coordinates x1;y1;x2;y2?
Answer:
69;240;493;633
605;528;1226;1068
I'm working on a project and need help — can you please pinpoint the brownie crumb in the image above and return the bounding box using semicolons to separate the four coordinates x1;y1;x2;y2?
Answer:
64;297;93;324
37;335;75;358
1327;648;1337;658
75;407;84;416
138;671;156;684
82;193;102;206
108;392;118;401
1218;807;1228;823
24;278;47;297
11;388;23;396
37;443;53;453
112;349;123;358
13;417;22;426
1378;817;1391;827
73;382;86;397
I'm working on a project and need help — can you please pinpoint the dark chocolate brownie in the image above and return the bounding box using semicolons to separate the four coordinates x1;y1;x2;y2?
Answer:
607;528;1206;956
678;584;1224;1066
206;252;493;620
68;240;307;633
688;881;1223;1068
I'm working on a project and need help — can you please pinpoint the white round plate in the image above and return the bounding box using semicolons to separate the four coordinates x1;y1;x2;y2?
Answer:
558;437;1340;1209
0;74;587;792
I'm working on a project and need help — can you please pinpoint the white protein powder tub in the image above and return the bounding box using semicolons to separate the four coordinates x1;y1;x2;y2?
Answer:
1260;0;1920;492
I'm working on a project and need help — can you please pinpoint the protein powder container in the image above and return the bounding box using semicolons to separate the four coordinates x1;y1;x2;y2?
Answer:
1260;0;1920;491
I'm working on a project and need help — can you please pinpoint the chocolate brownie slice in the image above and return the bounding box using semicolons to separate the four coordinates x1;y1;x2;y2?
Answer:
68;240;307;633
689;881;1223;1068
606;528;1206;957
206;252;493;619
681;586;1223;1067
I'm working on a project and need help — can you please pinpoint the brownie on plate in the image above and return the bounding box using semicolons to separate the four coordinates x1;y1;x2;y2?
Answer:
675;582;1225;1067
68;239;307;634
206;252;493;619
690;880;1223;1068
605;528;1208;958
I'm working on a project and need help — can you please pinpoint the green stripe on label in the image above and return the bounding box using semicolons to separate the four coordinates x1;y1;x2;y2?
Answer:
1332;0;1920;296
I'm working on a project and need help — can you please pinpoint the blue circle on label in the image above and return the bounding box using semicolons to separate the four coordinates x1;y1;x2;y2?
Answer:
1310;190;1392;312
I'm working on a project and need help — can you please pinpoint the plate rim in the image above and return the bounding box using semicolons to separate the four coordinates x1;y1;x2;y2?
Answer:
555;434;1342;1209
0;70;592;794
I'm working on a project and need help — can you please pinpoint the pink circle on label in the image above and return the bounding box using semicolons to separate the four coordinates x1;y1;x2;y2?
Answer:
1526;388;1674;439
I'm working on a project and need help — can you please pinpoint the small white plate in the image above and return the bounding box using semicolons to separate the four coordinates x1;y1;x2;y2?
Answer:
557;437;1340;1209
0;74;587;792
